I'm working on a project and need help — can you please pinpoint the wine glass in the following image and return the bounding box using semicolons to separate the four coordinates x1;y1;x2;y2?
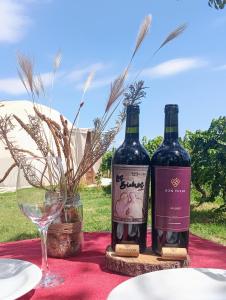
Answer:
16;156;66;288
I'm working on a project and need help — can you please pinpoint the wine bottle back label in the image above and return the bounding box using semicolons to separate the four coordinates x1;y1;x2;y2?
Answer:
112;164;149;224
154;166;191;232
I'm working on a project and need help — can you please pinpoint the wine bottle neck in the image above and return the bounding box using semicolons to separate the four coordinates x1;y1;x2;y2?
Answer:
164;110;178;142
125;108;139;141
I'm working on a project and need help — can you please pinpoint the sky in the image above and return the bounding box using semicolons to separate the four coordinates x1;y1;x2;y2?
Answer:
0;0;225;147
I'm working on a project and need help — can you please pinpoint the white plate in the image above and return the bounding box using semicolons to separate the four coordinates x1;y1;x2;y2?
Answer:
0;258;42;300
108;268;226;300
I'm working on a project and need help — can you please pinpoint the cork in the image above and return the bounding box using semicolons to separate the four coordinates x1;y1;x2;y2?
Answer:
115;244;139;257
161;247;187;261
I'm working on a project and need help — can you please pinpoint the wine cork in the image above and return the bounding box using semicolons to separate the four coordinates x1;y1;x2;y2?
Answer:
161;247;187;261
115;244;139;257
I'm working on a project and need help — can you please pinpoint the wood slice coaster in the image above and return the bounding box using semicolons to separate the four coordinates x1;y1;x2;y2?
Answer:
105;246;189;277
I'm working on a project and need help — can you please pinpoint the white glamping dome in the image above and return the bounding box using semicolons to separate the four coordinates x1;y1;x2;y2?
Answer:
0;100;92;190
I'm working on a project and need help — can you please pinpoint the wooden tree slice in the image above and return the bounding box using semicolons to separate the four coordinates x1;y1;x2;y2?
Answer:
105;246;189;277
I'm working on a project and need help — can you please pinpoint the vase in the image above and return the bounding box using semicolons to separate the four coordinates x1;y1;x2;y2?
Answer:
47;194;84;258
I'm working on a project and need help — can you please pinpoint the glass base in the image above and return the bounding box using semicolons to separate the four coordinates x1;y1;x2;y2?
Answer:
37;272;64;288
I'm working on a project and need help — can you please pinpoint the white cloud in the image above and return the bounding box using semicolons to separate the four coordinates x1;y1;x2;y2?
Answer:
0;0;31;43
39;72;54;86
0;78;26;95
0;72;53;95
67;63;110;82
142;57;207;79
0;63;113;96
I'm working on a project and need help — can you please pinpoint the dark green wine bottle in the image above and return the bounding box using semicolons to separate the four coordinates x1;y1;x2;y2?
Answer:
151;104;191;255
111;104;150;253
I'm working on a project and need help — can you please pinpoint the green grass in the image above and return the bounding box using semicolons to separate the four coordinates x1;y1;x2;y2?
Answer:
82;187;111;232
0;192;39;242
190;202;226;245
0;187;225;245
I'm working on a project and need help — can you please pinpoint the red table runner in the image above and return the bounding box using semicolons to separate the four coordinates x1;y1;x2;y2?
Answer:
0;232;226;300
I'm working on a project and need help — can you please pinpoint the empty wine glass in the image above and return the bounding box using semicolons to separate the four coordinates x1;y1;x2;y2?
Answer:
16;156;66;288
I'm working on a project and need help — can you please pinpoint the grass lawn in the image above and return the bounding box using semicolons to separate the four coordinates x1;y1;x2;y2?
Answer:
0;187;225;245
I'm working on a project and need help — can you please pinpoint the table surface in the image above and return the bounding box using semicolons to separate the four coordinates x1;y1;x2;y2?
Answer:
0;232;226;300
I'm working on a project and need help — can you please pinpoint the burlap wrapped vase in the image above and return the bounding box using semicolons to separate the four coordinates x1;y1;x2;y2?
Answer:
47;194;83;258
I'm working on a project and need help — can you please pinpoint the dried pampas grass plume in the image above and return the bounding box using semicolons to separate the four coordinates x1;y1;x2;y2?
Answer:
69;70;95;144
105;68;128;113
17;53;47;101
17;53;34;98
105;14;152;113
53;50;62;72
82;70;95;99
131;14;152;60
154;23;187;55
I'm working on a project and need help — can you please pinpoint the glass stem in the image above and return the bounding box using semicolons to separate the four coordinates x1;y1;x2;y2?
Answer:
38;226;49;276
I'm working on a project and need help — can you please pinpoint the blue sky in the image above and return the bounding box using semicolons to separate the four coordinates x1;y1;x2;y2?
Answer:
0;0;225;146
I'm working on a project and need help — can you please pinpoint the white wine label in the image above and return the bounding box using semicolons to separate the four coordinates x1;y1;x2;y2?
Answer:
112;164;149;224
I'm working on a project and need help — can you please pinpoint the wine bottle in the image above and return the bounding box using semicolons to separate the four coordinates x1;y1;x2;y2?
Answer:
111;104;150;253
151;104;191;255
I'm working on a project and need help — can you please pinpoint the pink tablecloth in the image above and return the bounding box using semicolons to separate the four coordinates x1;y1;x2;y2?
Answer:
0;232;226;300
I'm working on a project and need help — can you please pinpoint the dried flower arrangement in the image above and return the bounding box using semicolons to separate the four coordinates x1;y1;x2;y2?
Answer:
0;15;186;257
0;13;186;209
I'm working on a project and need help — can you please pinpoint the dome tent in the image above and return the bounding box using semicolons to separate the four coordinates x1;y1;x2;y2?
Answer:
0;100;97;191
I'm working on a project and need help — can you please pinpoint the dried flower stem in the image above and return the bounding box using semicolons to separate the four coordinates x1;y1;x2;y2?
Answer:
0;163;17;183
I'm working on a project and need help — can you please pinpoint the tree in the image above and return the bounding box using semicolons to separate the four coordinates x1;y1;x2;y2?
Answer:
142;117;225;206
184;116;226;204
99;148;115;178
142;136;163;158
208;0;226;9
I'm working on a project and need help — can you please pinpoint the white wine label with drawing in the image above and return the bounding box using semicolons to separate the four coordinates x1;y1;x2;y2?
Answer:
112;164;149;224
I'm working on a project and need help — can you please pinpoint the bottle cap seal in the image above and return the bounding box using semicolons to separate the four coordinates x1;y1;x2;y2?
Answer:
126;104;140;114
165;104;179;113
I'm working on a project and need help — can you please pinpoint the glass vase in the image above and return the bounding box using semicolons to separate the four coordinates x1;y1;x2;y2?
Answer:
47;194;84;258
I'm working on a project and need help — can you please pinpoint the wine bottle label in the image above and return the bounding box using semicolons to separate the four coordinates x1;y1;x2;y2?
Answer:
154;166;191;232
165;126;178;133
126;127;138;134
112;164;149;224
